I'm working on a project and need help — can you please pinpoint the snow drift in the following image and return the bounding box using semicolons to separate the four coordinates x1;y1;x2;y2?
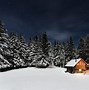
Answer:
0;67;89;90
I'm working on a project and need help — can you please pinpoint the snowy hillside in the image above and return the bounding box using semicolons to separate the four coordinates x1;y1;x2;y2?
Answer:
0;67;89;90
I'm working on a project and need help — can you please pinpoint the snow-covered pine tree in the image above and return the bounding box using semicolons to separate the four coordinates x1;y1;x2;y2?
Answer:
84;35;89;63
28;33;51;68
60;43;66;67
63;41;69;64
9;33;26;68
27;35;44;67
53;41;65;67
78;37;87;60
0;20;12;71
40;32;52;67
64;37;75;63
53;41;61;67
17;34;28;66
41;32;49;56
0;20;6;33
48;41;54;67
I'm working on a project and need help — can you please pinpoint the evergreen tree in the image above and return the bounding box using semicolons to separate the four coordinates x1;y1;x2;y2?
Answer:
0;20;12;70
17;34;28;66
78;38;86;60
84;35;89;63
78;38;85;50
48;42;54;67
0;20;6;33
9;33;26;67
41;32;49;56
27;35;43;67
28;34;51;68
53;41;65;67
65;37;75;63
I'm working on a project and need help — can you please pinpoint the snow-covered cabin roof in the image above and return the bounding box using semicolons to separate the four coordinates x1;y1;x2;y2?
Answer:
65;58;86;67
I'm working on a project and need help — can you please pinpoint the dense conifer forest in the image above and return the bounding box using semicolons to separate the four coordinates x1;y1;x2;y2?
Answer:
0;20;89;71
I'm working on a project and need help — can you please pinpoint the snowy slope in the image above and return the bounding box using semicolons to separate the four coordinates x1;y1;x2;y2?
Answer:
0;67;89;90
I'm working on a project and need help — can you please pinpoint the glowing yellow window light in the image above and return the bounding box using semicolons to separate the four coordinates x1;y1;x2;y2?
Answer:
79;69;82;72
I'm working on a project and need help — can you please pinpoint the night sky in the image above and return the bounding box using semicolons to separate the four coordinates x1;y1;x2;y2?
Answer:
0;0;89;44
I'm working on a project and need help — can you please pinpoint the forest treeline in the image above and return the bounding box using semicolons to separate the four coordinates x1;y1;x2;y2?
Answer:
0;20;89;71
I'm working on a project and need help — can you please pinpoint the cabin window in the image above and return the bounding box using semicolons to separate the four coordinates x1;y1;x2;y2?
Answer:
79;69;82;72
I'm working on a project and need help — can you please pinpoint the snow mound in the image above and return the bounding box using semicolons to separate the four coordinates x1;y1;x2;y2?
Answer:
0;67;89;90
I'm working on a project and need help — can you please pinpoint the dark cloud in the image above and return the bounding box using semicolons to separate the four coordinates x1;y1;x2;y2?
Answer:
0;0;89;44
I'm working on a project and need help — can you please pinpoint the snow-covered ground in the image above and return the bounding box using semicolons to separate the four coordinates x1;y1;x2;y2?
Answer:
0;67;89;90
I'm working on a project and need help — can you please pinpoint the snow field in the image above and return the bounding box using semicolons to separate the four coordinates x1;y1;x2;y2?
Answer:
0;67;89;90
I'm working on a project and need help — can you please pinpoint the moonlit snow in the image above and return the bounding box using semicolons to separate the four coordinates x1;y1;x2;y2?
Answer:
0;67;89;90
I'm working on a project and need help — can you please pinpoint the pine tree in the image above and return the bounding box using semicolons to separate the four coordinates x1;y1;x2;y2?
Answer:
65;36;75;63
84;35;89;63
0;20;6;33
48;42;54;67
78;38;85;50
53;41;61;66
78;38;86;60
17;34;28;66
41;32;49;56
27;35;43;67
9;33;26;67
0;20;12;70
28;34;51;68
53;41;65;67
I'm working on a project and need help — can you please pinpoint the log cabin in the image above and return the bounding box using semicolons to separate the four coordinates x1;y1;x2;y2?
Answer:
65;58;87;73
